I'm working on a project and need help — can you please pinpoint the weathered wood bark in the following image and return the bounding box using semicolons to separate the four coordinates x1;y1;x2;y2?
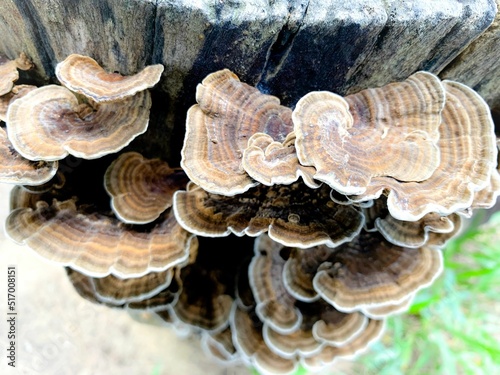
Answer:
440;0;500;111
0;0;498;162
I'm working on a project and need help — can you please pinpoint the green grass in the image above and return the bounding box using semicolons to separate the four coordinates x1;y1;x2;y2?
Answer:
358;210;500;375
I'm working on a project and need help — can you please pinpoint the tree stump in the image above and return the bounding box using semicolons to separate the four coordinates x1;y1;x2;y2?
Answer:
2;2;500;372
0;0;498;162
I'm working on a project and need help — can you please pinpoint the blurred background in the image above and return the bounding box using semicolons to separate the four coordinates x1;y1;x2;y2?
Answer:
1;181;499;375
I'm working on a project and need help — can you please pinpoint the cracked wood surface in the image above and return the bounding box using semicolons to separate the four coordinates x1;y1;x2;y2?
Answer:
0;0;498;162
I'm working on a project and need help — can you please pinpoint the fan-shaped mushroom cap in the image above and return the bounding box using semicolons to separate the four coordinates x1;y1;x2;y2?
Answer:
311;302;368;345
0;84;37;121
302;318;385;372
293;71;444;195
282;246;328;303
262;301;368;359
262;323;322;360
66;268;181;311
363;197;462;248
126;283;181;311
231;305;298;375
5;197;196;278
90;269;174;305
104;152;189;224
282;231;443;313
0;53;34;96
0;127;58;185
6;85;151;161
173;181;364;248
181;69;294;196
352;80;497;221
250;234;302;334
242;132;320;188
312;231;443;312
55;54;164;102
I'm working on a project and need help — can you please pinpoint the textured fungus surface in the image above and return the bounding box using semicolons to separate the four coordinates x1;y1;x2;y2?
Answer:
6;196;195;278
66;268;173;304
105;151;189;224
242;132;319;188
301;318;385;372
250;234;303;334
311;231;443;312
181;69;294;196
352;80;498;220
66;267;182;311
173;181;364;248
0;84;37;121
6;85;151;161
55;54;164;102
293;72;444;195
280;231;443;313
0;127;58;185
231;305;298;375
2;48;499;375
0;53;34;96
363;197;462;248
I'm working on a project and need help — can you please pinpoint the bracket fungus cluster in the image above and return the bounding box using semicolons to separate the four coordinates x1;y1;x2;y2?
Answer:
1;55;499;375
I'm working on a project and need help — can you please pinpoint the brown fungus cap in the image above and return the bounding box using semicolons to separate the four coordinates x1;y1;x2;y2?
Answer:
55;54;164;102
363;197;462;248
181;69;294;196
469;167;500;211
66;268;176;304
6;85;151;161
282;246;330;303
259;298;369;359
90;269;175;305
0;53;34;96
250;234;303;334
281;231;443;314
262;302;368;359
66;268;182;311
0;127;58;185
249;234;370;356
310;302;367;346
65;268;105;306
293;71;444;195
5;198;196;278
230;304;298;375
0;84;37;122
262;322;323;360
302;318;385;372
173;181;364;248
104;152;189;224
126;283;181;312
242;132;320;188
351;80;498;221
312;231;443;313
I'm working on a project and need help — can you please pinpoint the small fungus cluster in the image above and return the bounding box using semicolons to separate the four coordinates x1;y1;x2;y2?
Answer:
1;54;499;374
